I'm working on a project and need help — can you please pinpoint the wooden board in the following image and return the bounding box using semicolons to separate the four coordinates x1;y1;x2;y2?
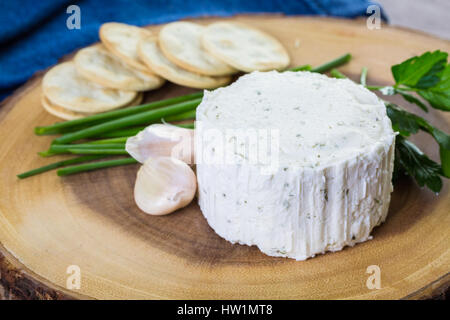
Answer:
0;16;449;300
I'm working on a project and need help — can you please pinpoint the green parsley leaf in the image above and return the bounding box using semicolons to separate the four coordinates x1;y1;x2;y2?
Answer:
392;50;447;89
395;136;443;193
440;146;450;178
417;64;450;111
377;86;429;112
386;103;450;177
386;103;420;136
386;103;450;147
396;90;429;112
365;51;450;186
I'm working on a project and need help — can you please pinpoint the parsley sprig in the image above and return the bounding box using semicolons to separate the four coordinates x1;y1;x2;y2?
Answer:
378;50;450;112
394;136;444;192
386;103;449;192
333;52;450;192
368;51;450;192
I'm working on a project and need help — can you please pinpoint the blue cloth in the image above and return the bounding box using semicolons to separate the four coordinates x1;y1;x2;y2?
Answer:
0;0;383;100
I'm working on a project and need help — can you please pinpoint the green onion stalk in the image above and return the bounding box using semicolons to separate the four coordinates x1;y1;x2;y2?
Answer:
57;158;138;176
35;92;203;135
53;98;202;144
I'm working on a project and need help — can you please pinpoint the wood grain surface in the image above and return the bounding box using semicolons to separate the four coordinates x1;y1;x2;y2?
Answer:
0;16;449;300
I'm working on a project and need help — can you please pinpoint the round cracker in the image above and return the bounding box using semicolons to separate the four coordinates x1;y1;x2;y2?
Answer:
42;61;137;113
100;22;152;72
201;22;290;72
42;92;144;120
41;94;94;120
159;21;236;76
138;36;231;89
74;45;165;91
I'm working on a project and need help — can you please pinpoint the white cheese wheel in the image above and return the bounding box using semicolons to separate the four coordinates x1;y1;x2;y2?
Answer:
195;71;396;260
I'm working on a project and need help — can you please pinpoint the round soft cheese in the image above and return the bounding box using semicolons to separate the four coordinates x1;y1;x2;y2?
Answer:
195;71;396;260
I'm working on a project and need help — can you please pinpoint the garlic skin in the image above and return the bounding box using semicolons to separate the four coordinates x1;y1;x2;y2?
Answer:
134;157;197;215
126;124;194;164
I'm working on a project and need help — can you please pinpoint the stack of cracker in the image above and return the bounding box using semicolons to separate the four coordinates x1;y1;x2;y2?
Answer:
41;21;290;120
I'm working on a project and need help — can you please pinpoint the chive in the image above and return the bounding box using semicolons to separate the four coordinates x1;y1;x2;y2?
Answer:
288;64;312;72
34;92;203;135
87;137;129;144
52;143;125;150
164;109;196;121
67;149;128;155
92;119;194;139
92;122;194;142
366;85;385;90
53;98;201;144
310;53;352;73
57;158;138;176
360;67;368;86
34;123;96;136
94;127;146;139
92;120;194;142
39;143;125;157
17;155;105;179
330;69;347;79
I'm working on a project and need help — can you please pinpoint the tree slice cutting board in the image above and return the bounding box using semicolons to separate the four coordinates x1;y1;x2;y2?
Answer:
0;16;449;300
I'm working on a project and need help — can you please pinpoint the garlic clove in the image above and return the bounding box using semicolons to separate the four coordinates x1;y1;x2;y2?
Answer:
126;124;194;164
134;156;197;215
